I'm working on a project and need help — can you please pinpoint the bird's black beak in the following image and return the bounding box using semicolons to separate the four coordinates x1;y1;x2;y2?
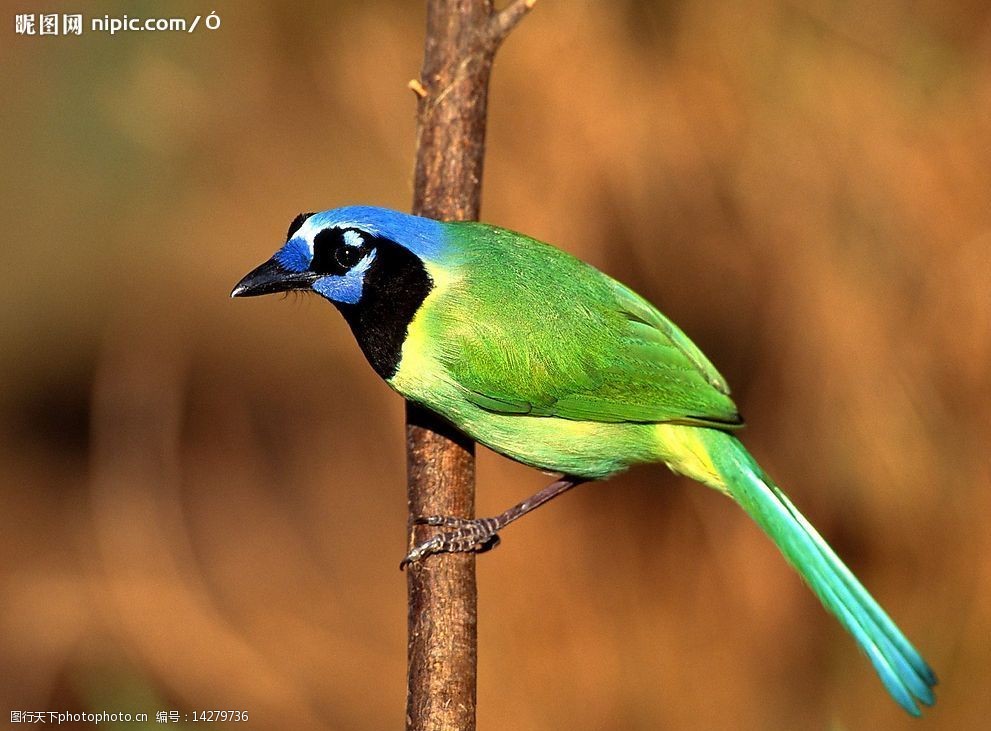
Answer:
231;258;317;298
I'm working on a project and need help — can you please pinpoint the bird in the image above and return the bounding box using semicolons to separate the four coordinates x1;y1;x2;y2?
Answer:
232;205;936;715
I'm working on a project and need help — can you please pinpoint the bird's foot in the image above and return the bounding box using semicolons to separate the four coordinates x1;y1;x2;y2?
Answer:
400;516;503;570
399;477;584;570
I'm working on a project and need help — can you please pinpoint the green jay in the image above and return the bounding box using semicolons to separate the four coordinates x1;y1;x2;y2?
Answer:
232;206;936;715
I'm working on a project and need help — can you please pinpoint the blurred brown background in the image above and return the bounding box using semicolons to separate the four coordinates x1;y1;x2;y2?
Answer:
2;1;989;728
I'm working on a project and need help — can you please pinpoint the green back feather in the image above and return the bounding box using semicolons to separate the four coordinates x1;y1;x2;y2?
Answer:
430;222;742;428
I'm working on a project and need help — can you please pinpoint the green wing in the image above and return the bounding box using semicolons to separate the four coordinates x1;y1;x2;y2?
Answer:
431;223;742;428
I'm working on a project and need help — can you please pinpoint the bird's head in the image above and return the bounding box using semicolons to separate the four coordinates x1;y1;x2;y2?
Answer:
231;205;446;307
232;206;450;378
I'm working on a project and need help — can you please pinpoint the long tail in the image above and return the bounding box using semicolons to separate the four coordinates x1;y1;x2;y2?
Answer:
665;426;937;715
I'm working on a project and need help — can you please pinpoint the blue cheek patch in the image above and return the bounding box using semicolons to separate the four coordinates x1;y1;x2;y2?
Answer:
312;251;376;305
313;273;364;304
274;237;311;272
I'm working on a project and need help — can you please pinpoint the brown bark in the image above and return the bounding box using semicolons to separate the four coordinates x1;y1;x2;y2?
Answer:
405;2;533;730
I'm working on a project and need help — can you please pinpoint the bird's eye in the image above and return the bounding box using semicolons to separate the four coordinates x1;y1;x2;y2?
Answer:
335;245;362;269
311;228;370;274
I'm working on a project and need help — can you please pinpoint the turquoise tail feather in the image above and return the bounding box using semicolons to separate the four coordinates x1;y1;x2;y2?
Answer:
699;430;937;715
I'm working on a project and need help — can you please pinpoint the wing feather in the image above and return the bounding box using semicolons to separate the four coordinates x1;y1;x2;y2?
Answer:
433;223;742;429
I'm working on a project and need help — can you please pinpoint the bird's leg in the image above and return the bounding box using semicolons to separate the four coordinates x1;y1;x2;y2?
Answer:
400;476;585;569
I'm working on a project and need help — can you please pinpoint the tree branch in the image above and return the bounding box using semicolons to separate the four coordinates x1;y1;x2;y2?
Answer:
405;2;533;730
489;0;537;47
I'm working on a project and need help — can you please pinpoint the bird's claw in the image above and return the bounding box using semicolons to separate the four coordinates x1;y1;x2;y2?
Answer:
413;515;475;528
400;516;502;570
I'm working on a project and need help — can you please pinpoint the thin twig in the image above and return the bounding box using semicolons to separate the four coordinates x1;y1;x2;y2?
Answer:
407;78;428;98
489;0;537;46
